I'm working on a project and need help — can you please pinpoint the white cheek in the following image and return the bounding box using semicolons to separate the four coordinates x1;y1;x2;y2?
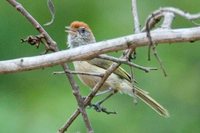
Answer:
67;34;83;48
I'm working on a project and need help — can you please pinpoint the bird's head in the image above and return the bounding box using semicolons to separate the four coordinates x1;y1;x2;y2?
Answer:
66;21;96;48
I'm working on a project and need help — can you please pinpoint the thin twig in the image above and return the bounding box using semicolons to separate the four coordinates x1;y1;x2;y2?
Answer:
98;55;157;73
6;1;94;133
161;7;200;20
129;0;140;103
44;0;55;26
53;70;104;77
131;0;140;33
142;7;200;32
130;66;137;104
144;7;200;76
146;20;168;76
63;66;94;133
142;12;163;32
124;0;141;60
58;108;80;133
143;8;195;76
161;12;175;29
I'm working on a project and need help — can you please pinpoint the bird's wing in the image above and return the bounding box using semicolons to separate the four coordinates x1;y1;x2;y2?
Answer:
87;58;132;82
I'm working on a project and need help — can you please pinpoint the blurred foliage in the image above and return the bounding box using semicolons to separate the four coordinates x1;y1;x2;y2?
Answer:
0;0;200;133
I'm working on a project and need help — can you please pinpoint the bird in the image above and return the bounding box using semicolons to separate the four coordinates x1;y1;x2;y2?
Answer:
65;21;169;117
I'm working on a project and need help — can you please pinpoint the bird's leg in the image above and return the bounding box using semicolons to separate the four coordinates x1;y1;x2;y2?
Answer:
132;88;138;104
89;89;118;114
95;87;113;96
130;66;138;105
96;89;118;105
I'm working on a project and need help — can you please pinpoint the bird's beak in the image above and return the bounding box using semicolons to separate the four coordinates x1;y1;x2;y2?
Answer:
65;26;76;34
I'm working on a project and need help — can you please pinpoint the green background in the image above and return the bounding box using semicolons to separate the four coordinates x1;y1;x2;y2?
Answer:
0;0;200;133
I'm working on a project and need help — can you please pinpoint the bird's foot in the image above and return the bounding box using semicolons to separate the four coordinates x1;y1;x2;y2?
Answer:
89;102;117;115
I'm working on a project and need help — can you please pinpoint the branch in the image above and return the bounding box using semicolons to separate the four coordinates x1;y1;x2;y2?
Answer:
63;65;94;133
3;3;200;132
56;6;200;132
142;7;200;31
161;7;200;19
1;27;200;74
131;0;140;33
143;7;200;76
125;0;141;59
98;55;157;72
59;62;122;132
161;12;175;29
6;0;94;132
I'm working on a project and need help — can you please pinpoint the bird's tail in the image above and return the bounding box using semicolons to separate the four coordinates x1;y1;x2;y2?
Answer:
134;86;169;117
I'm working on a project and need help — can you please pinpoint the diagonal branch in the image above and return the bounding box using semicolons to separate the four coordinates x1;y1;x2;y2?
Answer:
98;55;157;72
6;0;94;133
59;57;123;133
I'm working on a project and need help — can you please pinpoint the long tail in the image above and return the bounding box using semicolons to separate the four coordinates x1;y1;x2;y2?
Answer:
134;87;169;117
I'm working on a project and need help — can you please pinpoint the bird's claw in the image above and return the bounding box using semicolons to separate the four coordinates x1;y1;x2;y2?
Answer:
89;102;117;115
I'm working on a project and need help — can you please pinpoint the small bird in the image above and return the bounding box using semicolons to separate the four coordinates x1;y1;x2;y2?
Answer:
66;21;169;117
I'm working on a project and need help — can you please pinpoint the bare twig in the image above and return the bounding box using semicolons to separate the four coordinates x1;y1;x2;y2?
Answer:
58;108;79;133
44;0;55;26
146;19;168;76
142;12;164;32
63;66;94;133
143;7;200;76
6;1;94;133
152;42;168;76
129;0;140;103
161;12;175;29
142;7;200;32
131;0;140;33
161;7;200;20
142;7;197;65
98;55;157;72
7;0;57;49
125;0;141;60
53;70;104;77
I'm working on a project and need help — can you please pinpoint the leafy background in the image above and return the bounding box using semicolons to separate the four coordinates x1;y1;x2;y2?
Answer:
0;0;200;133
